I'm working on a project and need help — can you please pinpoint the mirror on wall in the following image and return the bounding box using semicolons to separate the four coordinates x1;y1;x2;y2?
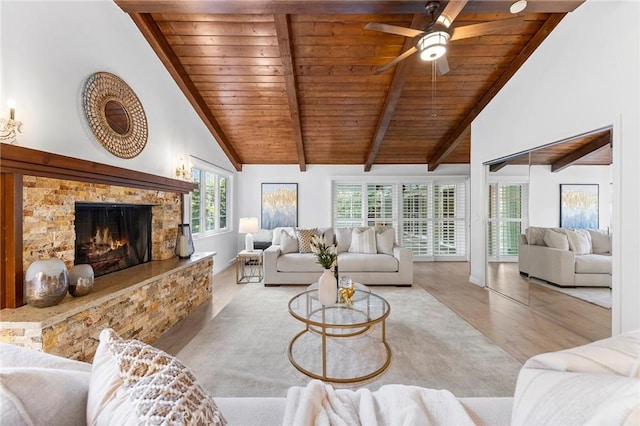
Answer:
486;151;531;305
484;127;613;322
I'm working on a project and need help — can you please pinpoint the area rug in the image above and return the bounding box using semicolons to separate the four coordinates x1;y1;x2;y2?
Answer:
175;284;522;398
530;279;612;309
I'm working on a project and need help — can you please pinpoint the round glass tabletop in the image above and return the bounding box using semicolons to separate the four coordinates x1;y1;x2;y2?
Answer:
289;285;390;329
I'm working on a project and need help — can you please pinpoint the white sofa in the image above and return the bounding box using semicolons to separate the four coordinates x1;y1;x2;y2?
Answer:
518;226;612;287
2;330;638;425
263;226;413;286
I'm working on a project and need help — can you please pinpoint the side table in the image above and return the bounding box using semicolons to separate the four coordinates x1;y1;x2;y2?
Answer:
236;249;263;284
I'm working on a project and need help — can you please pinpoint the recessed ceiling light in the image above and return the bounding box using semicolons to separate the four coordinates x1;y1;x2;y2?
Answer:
510;0;527;14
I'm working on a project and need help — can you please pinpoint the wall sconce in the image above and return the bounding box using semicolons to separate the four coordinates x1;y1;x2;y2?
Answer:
175;158;193;181
0;100;24;144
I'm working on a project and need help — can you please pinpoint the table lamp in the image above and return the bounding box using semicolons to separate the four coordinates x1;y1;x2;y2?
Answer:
239;217;259;251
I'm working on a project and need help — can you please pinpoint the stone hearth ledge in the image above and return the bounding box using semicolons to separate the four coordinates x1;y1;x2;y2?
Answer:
0;252;215;361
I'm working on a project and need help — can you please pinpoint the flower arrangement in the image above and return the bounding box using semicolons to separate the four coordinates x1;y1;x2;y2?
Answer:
310;235;337;270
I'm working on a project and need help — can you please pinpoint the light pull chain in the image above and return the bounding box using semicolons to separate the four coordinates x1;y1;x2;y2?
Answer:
431;61;437;117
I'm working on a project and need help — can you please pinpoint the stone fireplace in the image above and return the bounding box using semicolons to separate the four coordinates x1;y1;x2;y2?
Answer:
74;203;152;276
21;176;180;275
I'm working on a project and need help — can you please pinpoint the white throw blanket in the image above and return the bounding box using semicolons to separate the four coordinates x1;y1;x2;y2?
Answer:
282;380;475;426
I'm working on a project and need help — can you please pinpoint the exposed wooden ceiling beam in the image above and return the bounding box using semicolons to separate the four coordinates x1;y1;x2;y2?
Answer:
115;0;584;15
364;14;431;172
274;14;306;172
427;13;567;171
128;13;243;171
489;161;508;172
551;132;611;172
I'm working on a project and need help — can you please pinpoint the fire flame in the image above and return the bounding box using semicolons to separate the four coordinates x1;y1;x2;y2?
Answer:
93;227;127;251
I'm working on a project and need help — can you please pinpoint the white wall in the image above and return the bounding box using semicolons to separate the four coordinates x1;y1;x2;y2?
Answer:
1;1;238;272
470;1;639;333
529;165;612;229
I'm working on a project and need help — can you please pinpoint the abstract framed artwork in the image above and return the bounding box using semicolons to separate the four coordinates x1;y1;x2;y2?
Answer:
261;183;298;229
560;184;599;229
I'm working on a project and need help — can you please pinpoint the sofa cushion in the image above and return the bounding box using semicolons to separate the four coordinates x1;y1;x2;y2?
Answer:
523;330;640;378
376;228;395;255
511;369;640;426
575;253;612;274
271;227;294;245
1;367;91;426
280;230;298;254
87;328;225;426
543;229;569;250
349;227;377;254
295;228;318;253
339;252;398;272
277;253;323;272
565;229;592;254
335;227;353;253
588;229;612;254
526;227;563;246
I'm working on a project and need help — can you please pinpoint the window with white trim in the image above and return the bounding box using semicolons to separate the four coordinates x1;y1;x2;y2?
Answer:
333;180;467;260
190;163;230;236
488;182;528;261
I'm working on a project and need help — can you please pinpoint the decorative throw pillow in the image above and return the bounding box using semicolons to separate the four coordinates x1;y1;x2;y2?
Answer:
543;229;570;250
588;229;612;254
280;230;299;254
376;228;395;255
295;228;318;253
335;228;353;253
348;228;377;254
87;328;226;426
565;229;592;254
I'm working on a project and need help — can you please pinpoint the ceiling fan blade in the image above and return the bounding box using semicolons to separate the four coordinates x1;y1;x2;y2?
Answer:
365;22;424;38
438;0;468;27
436;56;450;76
374;46;418;75
450;17;525;41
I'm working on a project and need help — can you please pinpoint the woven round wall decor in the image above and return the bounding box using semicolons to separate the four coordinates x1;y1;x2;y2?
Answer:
82;72;148;159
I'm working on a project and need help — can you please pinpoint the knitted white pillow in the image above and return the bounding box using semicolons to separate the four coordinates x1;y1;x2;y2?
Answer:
87;328;225;425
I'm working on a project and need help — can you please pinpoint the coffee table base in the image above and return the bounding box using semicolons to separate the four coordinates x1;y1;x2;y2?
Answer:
288;319;391;384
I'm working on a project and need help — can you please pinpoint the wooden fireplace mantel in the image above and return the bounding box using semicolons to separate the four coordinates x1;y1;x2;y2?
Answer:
0;144;197;193
0;144;197;309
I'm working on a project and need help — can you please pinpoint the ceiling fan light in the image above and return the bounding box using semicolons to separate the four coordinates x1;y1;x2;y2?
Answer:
510;0;527;14
417;31;449;61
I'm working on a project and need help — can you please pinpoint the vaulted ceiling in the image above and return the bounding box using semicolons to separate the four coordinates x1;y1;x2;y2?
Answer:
114;0;585;171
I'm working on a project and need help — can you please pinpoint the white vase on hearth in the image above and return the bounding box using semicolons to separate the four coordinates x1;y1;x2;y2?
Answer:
318;268;337;307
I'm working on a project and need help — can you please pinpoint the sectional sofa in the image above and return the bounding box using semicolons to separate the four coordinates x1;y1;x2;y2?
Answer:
518;226;612;287
262;226;413;286
1;329;638;425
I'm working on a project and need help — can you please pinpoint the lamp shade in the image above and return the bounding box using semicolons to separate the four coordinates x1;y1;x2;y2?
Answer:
238;217;259;234
417;31;450;61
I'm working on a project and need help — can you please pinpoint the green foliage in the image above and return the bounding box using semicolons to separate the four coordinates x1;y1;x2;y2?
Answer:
310;236;337;269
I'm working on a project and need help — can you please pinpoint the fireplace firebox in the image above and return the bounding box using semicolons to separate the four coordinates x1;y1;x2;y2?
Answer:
74;203;152;277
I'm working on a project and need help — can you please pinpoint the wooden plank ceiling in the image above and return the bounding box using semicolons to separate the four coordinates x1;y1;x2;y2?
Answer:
115;0;584;171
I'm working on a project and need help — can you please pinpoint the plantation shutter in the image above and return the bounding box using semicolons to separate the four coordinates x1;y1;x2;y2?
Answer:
488;182;529;261
366;184;397;229
401;184;432;256
333;183;364;227
433;182;466;258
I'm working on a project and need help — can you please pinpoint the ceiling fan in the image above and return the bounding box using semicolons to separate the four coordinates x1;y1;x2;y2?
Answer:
365;1;525;75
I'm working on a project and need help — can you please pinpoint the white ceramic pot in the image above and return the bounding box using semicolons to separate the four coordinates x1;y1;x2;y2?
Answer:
318;268;337;306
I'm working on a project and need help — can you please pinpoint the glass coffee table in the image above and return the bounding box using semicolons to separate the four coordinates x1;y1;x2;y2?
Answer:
287;283;391;383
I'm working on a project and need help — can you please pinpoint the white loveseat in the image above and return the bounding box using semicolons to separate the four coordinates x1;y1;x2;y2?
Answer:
518;226;612;287
263;226;413;286
1;330;638;425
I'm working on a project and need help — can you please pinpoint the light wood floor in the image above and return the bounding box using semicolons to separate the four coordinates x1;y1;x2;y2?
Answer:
155;262;611;364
